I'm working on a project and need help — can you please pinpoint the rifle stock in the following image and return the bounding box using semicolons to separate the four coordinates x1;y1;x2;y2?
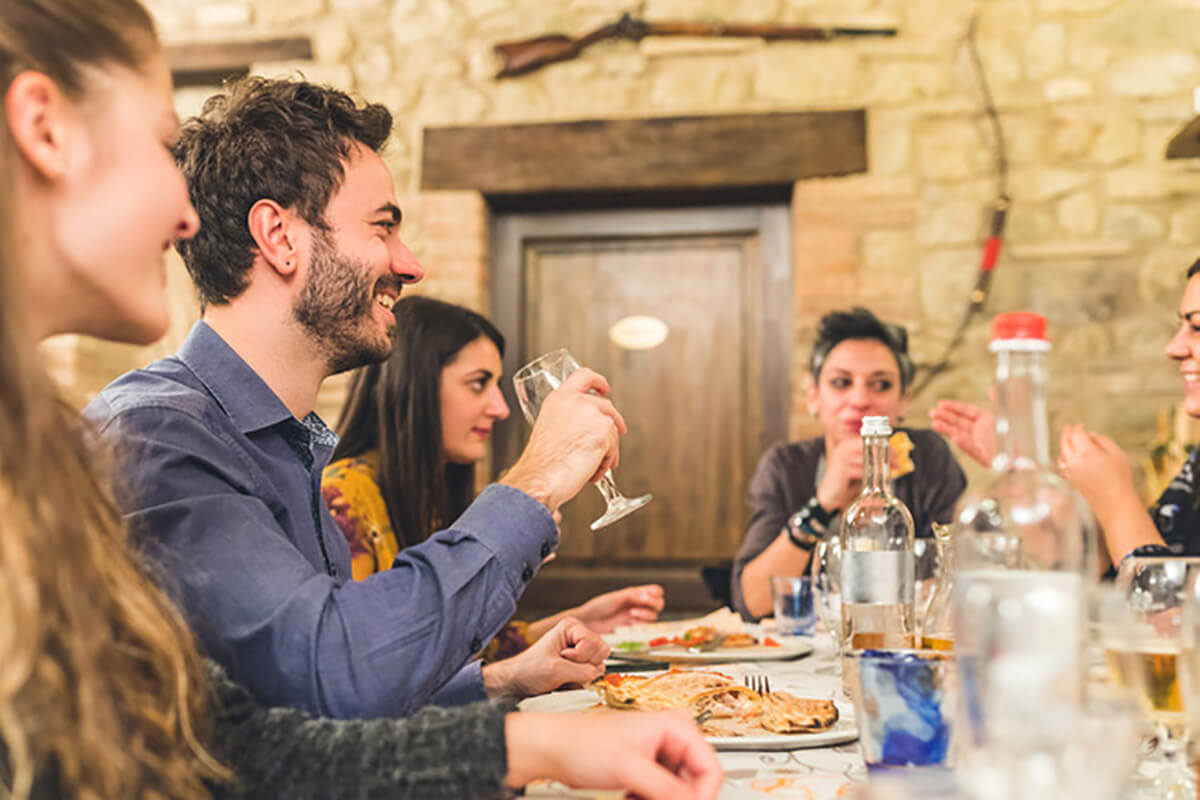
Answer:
494;15;897;78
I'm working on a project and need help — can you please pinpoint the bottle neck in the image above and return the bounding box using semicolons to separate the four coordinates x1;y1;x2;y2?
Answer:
861;433;891;492
992;348;1051;470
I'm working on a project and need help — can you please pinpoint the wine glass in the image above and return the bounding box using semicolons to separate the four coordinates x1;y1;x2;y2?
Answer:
512;348;651;531
1106;557;1200;799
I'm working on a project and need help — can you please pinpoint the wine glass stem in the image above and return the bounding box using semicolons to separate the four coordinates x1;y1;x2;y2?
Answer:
595;470;623;503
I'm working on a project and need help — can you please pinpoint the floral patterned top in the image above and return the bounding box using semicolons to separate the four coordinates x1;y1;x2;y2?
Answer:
322;452;534;662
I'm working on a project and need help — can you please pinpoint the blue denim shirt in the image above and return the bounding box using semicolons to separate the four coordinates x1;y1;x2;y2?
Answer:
84;321;557;719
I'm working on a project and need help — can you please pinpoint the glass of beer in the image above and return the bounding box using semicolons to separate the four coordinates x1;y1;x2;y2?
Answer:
1105;557;1200;798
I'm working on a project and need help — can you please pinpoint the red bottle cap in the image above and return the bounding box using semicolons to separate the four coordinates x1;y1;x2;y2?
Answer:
991;312;1048;342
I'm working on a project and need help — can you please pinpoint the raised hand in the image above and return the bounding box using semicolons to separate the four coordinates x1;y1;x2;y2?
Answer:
816;436;865;512
929;399;995;468
1058;424;1135;516
501;368;627;512
572;584;665;633
483;617;609;700
505;710;724;800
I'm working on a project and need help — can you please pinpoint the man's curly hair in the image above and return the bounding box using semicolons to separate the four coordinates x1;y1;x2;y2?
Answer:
173;77;392;308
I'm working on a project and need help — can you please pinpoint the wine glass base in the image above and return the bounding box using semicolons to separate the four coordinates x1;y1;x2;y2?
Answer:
589;493;652;531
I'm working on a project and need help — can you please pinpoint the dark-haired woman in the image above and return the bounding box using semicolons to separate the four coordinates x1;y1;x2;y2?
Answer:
732;308;967;620
324;296;663;660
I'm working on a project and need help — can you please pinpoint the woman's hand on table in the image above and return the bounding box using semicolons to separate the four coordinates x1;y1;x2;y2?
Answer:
505;710;724;799
572;584;665;634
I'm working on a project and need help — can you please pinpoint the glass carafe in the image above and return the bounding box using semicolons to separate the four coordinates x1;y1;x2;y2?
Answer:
952;312;1095;800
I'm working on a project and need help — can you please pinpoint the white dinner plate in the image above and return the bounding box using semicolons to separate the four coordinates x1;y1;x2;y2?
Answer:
604;634;815;665
518;688;858;751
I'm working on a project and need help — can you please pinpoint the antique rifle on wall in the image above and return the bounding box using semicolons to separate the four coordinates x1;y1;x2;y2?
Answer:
494;12;898;78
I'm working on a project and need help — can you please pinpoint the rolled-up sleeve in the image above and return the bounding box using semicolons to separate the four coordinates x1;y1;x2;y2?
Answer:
95;402;557;720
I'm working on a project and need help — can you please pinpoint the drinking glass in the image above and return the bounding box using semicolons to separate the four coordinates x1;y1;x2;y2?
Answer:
771;575;815;636
1106;557;1200;799
512;348;651;531
812;536;842;655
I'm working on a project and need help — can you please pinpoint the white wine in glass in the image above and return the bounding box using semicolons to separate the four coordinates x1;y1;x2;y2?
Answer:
512;348;651;531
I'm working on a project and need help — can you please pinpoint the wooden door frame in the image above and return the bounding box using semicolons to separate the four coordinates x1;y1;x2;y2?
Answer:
488;204;793;486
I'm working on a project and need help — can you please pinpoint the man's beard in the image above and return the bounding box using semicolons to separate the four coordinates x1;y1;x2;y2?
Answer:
293;230;394;376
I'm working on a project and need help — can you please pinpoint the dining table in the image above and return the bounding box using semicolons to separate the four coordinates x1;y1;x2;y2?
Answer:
524;628;873;800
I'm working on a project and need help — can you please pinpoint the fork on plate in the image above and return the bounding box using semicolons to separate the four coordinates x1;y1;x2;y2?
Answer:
743;673;772;696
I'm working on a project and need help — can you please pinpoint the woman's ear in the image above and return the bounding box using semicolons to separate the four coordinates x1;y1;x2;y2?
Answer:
805;374;819;417
6;71;75;181
247;199;301;276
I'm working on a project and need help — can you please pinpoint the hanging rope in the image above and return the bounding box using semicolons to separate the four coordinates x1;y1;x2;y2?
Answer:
908;11;1010;399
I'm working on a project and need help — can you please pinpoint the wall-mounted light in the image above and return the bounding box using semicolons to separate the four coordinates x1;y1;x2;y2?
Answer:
608;314;669;351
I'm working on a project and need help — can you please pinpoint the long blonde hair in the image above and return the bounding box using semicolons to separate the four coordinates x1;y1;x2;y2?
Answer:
0;2;226;797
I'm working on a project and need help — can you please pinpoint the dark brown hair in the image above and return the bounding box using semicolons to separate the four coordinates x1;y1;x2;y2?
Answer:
173;76;393;308
333;296;505;547
810;307;914;391
0;2;224;798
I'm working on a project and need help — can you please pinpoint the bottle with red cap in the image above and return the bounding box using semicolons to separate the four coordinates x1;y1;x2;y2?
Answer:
952;312;1095;798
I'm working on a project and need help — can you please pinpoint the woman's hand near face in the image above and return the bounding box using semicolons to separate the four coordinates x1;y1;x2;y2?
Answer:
505;710;724;800
817;437;864;512
929;400;995;468
1058;425;1135;517
571;584;665;634
1058;424;1164;568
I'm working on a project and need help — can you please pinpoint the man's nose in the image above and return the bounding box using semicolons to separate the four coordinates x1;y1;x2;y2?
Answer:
391;238;424;284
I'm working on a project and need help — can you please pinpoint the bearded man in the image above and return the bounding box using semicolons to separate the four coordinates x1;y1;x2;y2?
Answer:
85;77;624;720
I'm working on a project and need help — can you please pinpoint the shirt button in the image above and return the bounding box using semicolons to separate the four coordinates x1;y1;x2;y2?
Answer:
470;637;482;652
540;542;552;559
521;563;534;582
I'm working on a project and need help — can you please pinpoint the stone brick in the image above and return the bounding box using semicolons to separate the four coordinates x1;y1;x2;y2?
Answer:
1050;115;1098;160
870;111;912;175
312;18;354;63
1108;52;1200;97
1025;21;1066;79
1103;205;1166;240
861;61;954;105
754;44;860;106
1009;168;1092;202
649;58;754;112
1044;77;1093;104
917;200;983;246
861;230;916;274
351;42;394;88
1036;0;1119;11
1058;191;1100;236
257;0;325;25
792;228;857;275
194;2;252;29
1005;206;1058;241
1092;116;1140;166
417;80;490;125
916;119;995;181
1140;246;1197;306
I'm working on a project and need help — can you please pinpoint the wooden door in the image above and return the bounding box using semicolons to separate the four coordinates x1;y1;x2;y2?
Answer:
491;207;790;575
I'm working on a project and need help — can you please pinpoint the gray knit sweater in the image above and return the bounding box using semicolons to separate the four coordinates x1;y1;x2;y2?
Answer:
206;661;512;799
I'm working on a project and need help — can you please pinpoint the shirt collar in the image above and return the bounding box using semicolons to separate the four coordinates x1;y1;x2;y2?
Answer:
176;320;296;434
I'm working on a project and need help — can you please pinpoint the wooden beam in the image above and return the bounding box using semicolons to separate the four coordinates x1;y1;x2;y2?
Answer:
421;110;867;193
167;36;312;87
1167;115;1200;159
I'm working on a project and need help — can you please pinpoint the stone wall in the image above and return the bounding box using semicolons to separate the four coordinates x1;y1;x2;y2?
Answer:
60;0;1200;491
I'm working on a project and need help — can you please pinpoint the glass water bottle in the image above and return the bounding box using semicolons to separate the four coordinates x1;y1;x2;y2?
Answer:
952;312;1095;799
839;416;917;686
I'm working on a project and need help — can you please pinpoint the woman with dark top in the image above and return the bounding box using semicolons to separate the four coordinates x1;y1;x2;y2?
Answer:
932;259;1200;574
324;296;664;661
733;308;967;620
0;2;721;798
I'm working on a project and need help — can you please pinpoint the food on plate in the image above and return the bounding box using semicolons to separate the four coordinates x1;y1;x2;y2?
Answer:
635;625;779;651
613;640;648;652
588;669;839;738
760;691;841;733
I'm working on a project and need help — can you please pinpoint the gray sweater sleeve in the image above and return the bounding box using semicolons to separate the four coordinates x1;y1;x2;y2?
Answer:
205;661;512;800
